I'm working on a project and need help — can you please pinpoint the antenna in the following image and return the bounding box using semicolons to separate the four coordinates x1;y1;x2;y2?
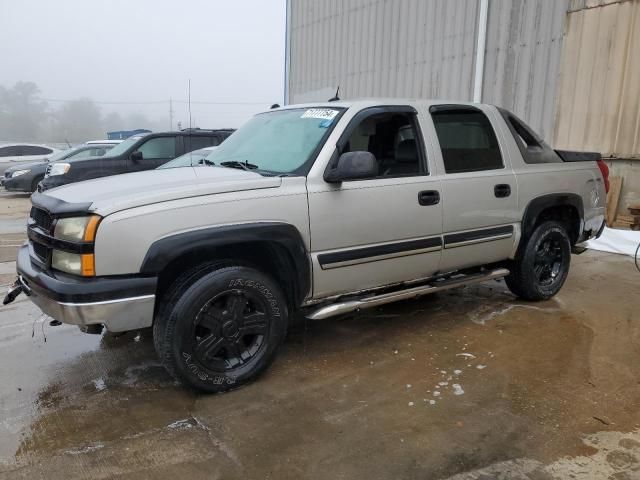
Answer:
188;79;192;129
187;80;193;165
328;86;340;102
169;97;173;130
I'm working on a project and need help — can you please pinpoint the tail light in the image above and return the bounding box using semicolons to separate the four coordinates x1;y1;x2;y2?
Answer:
597;159;610;193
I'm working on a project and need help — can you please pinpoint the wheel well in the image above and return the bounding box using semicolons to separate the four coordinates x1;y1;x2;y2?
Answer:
155;241;302;312
532;205;581;245
31;175;44;192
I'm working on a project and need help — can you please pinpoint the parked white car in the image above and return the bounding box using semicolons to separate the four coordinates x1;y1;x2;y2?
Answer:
0;143;60;175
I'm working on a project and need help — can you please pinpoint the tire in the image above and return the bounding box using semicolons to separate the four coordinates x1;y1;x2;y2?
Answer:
505;221;571;301
153;264;288;392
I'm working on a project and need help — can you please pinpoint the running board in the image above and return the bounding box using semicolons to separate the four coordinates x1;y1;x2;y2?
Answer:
306;268;510;320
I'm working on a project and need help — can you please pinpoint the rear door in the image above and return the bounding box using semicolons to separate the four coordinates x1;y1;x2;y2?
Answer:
183;135;218;154
128;135;178;171
429;105;518;272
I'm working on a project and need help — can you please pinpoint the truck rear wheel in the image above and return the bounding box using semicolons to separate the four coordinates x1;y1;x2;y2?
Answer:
505;221;571;301
153;265;288;392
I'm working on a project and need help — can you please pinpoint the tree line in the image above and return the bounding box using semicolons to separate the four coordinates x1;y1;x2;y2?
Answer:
0;81;165;144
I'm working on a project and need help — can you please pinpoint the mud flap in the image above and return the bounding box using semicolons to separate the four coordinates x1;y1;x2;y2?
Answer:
571;245;588;255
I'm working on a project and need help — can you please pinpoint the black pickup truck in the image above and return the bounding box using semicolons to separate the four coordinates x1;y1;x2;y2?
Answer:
39;129;234;191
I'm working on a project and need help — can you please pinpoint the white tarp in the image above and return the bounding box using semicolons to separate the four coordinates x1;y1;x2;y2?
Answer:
585;226;640;257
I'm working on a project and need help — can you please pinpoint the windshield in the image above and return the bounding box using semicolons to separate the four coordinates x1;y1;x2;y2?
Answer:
205;107;344;174
48;148;76;162
158;148;215;169
101;135;146;157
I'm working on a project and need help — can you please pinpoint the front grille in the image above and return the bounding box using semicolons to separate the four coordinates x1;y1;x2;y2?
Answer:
30;207;53;232
29;207;54;266
32;242;48;263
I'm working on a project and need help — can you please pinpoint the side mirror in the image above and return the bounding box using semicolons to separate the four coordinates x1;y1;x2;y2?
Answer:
324;151;378;183
130;151;143;162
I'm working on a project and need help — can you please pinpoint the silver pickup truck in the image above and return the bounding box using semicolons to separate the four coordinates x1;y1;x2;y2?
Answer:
6;100;608;392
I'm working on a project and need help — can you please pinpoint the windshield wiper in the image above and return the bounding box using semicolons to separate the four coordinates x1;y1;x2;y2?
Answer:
220;160;259;171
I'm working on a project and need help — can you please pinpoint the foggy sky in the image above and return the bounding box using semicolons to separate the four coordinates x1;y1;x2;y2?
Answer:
0;0;286;129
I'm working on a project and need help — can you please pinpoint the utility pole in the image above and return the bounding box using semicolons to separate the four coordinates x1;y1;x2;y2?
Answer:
169;97;174;130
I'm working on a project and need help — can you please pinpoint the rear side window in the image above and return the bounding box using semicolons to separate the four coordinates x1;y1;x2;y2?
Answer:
21;146;52;155
0;146;20;157
184;135;214;152
431;108;503;174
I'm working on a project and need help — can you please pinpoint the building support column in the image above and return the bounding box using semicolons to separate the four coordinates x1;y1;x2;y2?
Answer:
473;0;489;103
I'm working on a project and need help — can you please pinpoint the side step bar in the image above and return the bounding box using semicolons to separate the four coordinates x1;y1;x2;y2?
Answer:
306;268;509;320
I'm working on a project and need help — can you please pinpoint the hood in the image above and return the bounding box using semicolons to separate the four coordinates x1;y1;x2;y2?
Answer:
46;166;282;215
5;160;47;172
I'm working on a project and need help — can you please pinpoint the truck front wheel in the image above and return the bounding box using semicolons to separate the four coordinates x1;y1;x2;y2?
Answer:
153;265;288;392
505;221;571;301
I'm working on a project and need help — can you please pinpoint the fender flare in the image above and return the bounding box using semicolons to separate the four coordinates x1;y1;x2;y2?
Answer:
521;193;584;242
140;222;311;304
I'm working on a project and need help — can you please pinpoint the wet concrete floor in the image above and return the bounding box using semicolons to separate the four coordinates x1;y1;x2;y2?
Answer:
0;194;639;479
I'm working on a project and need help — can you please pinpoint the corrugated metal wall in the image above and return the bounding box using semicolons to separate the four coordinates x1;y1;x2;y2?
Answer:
288;0;479;104
482;0;568;141
554;0;640;158
287;0;568;141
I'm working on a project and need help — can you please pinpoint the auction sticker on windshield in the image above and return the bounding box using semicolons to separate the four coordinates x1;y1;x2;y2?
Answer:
301;109;339;120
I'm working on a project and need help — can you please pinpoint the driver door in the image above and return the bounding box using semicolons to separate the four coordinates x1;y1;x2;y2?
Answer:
307;106;443;299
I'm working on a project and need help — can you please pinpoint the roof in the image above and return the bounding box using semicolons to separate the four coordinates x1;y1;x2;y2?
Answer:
269;98;484;113
85;140;123;145
0;143;61;149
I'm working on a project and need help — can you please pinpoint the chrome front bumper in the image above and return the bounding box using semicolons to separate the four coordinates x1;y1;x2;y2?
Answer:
16;245;157;333
26;283;155;332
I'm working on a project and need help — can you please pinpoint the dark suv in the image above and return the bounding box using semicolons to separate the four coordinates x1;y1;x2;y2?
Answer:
39;129;234;191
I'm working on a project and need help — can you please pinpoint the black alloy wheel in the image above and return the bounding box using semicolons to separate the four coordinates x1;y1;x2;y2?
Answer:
192;289;269;371
505;221;571;301
533;235;565;287
154;264;288;392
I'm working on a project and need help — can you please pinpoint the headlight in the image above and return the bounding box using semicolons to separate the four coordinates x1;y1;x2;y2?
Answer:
54;216;100;242
48;163;71;176
51;215;101;276
11;169;31;178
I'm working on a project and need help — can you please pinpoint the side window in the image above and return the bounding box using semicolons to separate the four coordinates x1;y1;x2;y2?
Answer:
0;146;16;157
431;109;503;174
91;147;108;157
341;112;425;177
184;136;213;153
22;146;52;155
69;147;109;160
67;149;91;159
0;146;22;156
136;137;176;160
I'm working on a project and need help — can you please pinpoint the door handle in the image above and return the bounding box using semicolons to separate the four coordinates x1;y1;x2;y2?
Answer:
418;190;440;206
494;184;511;198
